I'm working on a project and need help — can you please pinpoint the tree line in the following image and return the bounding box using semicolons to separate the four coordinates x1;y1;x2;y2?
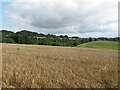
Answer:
0;30;119;47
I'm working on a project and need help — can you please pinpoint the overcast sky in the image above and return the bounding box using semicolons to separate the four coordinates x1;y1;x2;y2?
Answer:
0;0;119;37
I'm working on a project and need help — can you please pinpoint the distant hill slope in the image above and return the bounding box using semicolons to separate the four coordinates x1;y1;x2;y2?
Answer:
78;41;119;50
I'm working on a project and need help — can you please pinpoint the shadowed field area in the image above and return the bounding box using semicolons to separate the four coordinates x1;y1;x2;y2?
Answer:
2;43;118;88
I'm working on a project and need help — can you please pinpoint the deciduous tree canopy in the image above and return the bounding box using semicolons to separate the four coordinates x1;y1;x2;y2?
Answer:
0;30;119;47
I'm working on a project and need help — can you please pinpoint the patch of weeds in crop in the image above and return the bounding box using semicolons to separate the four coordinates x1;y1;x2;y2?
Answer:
36;56;40;59
77;84;86;88
17;48;20;50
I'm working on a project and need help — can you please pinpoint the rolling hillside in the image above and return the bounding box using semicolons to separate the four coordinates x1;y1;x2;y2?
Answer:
78;41;119;50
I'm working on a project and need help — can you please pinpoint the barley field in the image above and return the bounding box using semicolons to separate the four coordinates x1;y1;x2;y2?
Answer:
2;43;118;88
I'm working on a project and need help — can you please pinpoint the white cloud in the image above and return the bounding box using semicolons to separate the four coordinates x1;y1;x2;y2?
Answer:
4;0;119;37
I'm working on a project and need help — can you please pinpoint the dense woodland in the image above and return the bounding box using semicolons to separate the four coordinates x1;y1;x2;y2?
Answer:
0;30;119;47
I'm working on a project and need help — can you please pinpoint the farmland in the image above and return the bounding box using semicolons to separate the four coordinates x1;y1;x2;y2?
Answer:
78;41;119;50
2;43;118;88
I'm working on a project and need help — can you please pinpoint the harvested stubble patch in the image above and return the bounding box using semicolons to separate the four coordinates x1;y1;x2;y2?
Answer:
2;43;118;88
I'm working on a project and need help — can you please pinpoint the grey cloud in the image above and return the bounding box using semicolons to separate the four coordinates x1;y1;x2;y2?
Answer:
6;0;118;35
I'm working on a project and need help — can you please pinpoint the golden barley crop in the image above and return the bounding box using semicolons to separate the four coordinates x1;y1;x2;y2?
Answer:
2;43;118;88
